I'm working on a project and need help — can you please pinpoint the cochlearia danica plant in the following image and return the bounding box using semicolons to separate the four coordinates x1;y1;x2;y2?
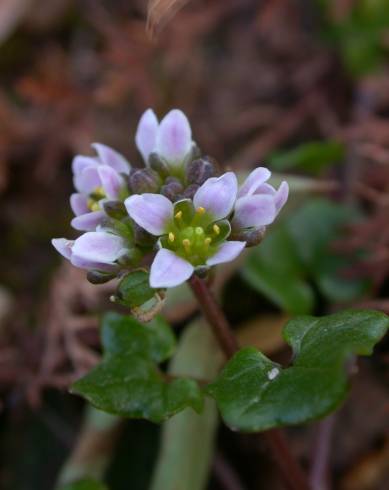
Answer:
52;109;389;490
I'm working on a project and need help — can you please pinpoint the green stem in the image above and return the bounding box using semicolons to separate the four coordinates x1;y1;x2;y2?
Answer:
188;274;311;490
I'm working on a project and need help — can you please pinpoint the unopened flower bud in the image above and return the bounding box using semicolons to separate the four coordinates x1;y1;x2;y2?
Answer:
186;158;215;185
231;227;266;247
129;168;161;194
133;223;157;247
103;200;127;220
160;178;184;201
117;247;143;267
148;152;170;178
182;183;199;200
87;270;116;284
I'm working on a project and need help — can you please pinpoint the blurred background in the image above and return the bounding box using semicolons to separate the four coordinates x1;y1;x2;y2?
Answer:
1;0;389;489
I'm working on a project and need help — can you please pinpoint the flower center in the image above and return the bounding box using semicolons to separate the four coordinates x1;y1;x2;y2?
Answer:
87;186;106;212
161;205;224;266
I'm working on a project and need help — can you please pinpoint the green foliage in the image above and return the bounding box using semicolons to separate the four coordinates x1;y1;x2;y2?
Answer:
319;0;389;76
269;141;344;173
207;310;389;432
59;479;108;490
115;270;158;308
242;199;368;313
71;313;203;422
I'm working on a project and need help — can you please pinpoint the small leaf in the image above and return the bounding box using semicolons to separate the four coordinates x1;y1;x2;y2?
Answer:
207;310;389;432
59;479;108;490
242;227;314;314
115;270;157;309
71;313;203;423
269;141;344;174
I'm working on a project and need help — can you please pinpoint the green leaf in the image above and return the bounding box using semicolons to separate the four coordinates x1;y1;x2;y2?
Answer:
269;141;344;173
59;479;108;490
71;313;203;423
242;199;369;311
207;310;389;432
242;227;315;314
115;270;157;308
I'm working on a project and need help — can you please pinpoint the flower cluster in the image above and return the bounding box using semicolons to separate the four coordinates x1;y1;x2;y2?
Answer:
52;109;288;290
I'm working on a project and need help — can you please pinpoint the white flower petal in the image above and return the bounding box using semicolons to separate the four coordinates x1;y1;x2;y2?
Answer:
238;167;271;198
232;195;276;229
70;193;89;216
72;155;97;175
206;241;246;266
51;238;74;260
125;193;173;236
71;211;105;231
92;143;130;174
74;166;101;194
71;231;127;268
274;181;289;214
135;108;159;163
150;249;194;288
97;165;125;200
193;172;238;220
156;109;192;164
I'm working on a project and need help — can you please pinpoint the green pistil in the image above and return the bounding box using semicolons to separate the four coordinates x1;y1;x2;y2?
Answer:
163;205;224;266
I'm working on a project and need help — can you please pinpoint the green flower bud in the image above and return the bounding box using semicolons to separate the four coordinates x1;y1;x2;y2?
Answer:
87;270;116;284
148;152;170;178
102;200;127;220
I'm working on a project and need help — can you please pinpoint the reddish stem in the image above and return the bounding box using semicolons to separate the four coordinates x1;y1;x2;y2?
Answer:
188;274;311;490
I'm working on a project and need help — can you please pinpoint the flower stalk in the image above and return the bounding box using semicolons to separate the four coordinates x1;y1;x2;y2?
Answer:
188;274;311;490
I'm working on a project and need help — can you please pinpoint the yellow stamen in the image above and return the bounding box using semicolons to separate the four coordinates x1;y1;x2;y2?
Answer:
213;224;220;235
90;202;101;212
168;232;175;243
204;237;212;246
182;239;191;252
196;207;205;215
175;210;183;220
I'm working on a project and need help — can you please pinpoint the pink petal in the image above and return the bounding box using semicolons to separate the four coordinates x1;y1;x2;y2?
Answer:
74;166;101;194
156;109;192;164
72;155;97;175
125;193;173;236
71;211;105;231
232;195;276;229
97;165;125;200
70;193;89;216
51;238;74;260
274;181;289;214
92;143;130;174
206;241;246;266
193;172;238;220
238;167;271;198
150;249;194;288
71;231;127;270
135;109;159;163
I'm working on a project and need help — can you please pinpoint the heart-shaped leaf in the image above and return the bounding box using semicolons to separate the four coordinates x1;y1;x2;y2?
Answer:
207;310;389;432
71;313;203;423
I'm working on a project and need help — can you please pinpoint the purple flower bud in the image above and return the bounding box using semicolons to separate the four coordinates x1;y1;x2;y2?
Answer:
181;183;199;200
129;168;161;194
160;178;184;201
186;158;215;185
